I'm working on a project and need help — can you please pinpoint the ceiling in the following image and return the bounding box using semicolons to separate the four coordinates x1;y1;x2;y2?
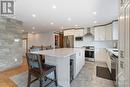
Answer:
14;0;119;33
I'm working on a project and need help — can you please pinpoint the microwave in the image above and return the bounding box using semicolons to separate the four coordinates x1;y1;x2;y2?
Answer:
75;37;83;41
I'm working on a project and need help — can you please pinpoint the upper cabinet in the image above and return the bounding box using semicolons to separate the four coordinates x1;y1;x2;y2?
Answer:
64;29;75;36
105;24;112;40
112;21;119;40
94;24;112;41
74;29;84;37
64;29;84;37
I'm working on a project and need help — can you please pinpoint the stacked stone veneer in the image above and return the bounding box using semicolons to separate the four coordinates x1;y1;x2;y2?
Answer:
0;17;24;71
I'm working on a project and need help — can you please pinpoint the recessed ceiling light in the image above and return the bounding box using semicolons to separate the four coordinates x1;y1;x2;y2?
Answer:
52;4;56;9
32;26;35;30
32;14;36;18
94;21;97;23
93;12;97;15
50;22;54;25
61;26;64;29
21;30;24;32
14;58;17;62
75;25;78;27
14;39;20;42
68;17;71;21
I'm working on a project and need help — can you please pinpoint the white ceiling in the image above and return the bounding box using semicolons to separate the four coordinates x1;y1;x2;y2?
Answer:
14;0;119;33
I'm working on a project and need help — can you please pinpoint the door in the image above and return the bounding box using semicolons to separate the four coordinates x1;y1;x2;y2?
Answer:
118;6;125;87
124;3;130;87
59;34;64;48
118;3;130;87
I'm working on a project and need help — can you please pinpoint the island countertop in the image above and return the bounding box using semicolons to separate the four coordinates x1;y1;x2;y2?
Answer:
32;48;85;58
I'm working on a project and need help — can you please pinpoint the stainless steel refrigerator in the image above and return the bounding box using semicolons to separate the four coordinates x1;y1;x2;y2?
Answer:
64;35;74;48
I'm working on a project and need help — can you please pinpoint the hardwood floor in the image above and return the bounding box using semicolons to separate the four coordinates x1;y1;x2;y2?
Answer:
0;58;28;87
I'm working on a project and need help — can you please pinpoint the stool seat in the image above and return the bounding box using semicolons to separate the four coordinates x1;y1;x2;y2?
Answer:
26;53;57;87
30;64;56;77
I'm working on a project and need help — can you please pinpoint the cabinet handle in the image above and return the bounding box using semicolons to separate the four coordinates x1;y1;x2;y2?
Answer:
79;53;81;56
120;50;124;58
120;61;124;69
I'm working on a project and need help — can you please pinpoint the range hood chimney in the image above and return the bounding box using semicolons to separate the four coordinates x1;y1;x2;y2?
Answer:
84;27;94;41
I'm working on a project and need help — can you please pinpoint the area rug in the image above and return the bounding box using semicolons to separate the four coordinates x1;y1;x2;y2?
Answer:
10;71;62;87
96;66;112;80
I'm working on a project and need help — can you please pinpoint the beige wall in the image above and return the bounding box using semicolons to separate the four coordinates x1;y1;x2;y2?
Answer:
28;32;54;48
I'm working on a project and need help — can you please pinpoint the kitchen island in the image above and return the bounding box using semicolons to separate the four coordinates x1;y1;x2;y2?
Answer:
32;48;85;87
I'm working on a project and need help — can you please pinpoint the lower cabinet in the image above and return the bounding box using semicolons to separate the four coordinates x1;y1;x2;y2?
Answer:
95;48;111;72
95;48;107;63
73;50;85;78
106;50;111;72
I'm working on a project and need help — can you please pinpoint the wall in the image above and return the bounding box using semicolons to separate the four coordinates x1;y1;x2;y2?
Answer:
0;17;24;71
28;32;54;48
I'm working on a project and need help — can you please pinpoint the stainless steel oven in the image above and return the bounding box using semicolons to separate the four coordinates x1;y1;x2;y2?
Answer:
84;46;95;61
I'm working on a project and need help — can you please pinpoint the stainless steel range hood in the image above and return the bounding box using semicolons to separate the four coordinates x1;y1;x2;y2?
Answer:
84;27;94;41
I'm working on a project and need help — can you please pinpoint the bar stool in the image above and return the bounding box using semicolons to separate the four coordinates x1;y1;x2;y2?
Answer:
26;53;57;87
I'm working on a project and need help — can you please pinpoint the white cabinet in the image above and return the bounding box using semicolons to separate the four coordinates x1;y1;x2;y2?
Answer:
94;27;100;40
95;48;107;63
112;21;119;40
94;25;112;41
105;24;112;40
99;26;106;40
64;29;75;36
74;29;84;37
74;49;85;77
105;50;111;72
64;29;84;37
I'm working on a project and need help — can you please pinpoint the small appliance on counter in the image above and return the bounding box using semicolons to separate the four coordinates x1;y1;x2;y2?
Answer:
83;46;95;61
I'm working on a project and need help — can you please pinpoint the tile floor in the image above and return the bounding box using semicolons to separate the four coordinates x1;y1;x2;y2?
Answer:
71;61;115;87
10;61;115;87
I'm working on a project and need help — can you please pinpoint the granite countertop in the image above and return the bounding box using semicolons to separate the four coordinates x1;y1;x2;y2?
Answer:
106;48;118;57
31;48;85;58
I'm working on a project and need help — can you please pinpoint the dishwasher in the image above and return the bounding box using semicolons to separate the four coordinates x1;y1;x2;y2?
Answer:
70;59;74;83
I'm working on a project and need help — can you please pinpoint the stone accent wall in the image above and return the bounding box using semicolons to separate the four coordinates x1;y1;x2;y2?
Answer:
0;17;24;71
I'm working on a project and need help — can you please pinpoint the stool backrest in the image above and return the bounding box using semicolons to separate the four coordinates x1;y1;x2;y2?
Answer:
26;53;43;73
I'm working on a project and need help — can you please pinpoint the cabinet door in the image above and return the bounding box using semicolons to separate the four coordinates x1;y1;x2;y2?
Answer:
106;51;111;72
99;26;105;40
112;21;119;40
105;24;112;40
64;29;74;36
74;29;84;37
90;28;95;35
95;48;107;62
94;27;100;40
